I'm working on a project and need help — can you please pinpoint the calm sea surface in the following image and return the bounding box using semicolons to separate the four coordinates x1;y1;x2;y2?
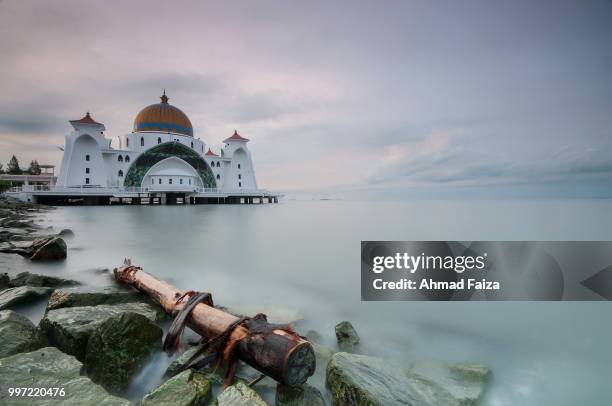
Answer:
4;200;612;405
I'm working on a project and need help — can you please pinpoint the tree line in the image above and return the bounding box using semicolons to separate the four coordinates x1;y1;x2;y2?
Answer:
0;155;42;175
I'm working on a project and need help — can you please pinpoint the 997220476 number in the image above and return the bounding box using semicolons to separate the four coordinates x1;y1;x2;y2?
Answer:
7;387;66;397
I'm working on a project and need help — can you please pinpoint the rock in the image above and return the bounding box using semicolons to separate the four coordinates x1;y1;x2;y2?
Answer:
0;286;53;310
326;352;421;405
0;347;129;405
217;381;267;406
47;286;147;311
276;383;326;406
406;361;490;406
0;273;9;290
0;227;29;236
85;312;163;393
0;310;43;358
166;344;204;376
326;353;490;406
1;219;36;229
335;321;359;352
1;237;68;260
140;369;212;406
39;302;163;360
10;272;79;288
29;236;67;261
57;228;75;238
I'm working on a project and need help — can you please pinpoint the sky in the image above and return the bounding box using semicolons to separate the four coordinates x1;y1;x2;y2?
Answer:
0;0;611;198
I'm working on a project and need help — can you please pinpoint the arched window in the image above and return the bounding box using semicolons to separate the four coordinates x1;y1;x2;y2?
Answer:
118;155;123;162
216;174;220;180
157;137;162;144
118;170;124;177
169;178;173;184
151;178;154;184
158;178;162;184
238;164;241;169
125;155;130;163
238;181;242;187
201;145;204;152
180;178;183;185
216;162;220;167
238;174;241;180
189;179;192;185
140;137;144;147
126;138;129;147
85;154;90;161
191;141;194;148
211;161;215;167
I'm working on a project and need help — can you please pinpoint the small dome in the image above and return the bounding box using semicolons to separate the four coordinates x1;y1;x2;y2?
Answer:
134;91;193;137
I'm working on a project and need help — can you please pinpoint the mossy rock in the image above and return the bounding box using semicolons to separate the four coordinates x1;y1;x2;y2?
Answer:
0;347;129;405
326;352;420;405
217;381;267;406
140;369;211;406
39;302;162;361
46;286;147;311
0;286;53;310
0;310;44;358
326;353;490;406
276;383;326;406
85;312;163;394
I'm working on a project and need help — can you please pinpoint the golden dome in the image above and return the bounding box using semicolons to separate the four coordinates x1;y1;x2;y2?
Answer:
133;92;193;137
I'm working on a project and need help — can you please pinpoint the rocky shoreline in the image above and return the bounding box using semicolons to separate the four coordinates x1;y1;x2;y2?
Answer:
0;196;491;405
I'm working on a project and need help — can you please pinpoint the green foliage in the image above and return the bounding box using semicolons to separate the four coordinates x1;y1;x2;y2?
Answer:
7;155;22;175
0;163;4;174
0;180;11;193
27;160;41;175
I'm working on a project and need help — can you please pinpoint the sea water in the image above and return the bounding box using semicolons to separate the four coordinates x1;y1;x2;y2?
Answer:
5;199;612;405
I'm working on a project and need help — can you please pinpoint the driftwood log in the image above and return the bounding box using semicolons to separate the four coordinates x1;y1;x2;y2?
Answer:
113;261;316;386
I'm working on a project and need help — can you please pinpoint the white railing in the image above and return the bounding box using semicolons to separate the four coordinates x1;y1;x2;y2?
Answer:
7;185;276;196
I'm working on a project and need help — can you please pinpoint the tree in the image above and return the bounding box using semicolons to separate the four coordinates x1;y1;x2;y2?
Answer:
0;180;10;193
28;160;41;175
6;155;22;175
0;163;3;174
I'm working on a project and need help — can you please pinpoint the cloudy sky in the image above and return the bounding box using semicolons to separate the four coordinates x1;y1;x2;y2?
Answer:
0;0;611;198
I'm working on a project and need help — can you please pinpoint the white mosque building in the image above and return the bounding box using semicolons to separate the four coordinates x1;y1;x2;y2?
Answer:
11;92;277;205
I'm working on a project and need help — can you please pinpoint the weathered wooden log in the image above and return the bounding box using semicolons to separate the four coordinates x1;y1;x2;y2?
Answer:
113;261;315;386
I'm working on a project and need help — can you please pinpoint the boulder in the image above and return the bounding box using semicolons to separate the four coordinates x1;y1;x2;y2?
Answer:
46;286;147;311
0;286;53;310
10;272;79;288
0;347;129;405
165;344;204;376
326;353;490;406
1;219;36;229
140;369;212;406
0;273;9;290
276;383;326;406
217;381;267;406
29;237;67;261
57;228;75;238
335;321;359;352
85;312;163;394
1;237;68;260
326;352;421;405
0;227;29;235
0;310;43;358
39;302;163;360
406;361;490;406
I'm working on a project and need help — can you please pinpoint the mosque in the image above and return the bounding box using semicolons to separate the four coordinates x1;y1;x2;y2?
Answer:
11;92;277;205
